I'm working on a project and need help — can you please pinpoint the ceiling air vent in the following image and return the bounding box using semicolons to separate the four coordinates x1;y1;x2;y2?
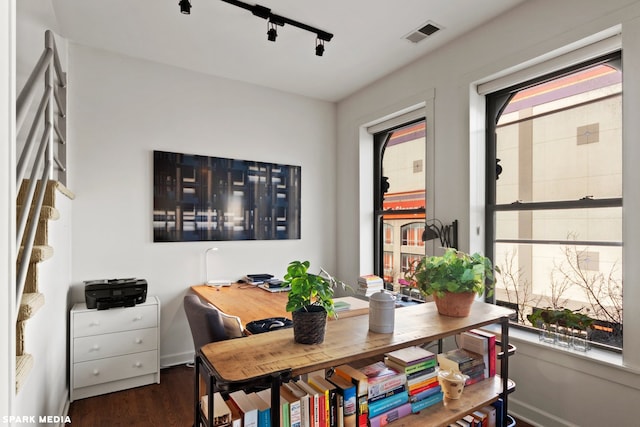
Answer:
405;21;441;44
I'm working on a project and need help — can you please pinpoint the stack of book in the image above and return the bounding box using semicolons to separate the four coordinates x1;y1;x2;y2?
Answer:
457;329;497;378
356;361;410;427
384;346;443;413
356;275;384;298
437;347;486;386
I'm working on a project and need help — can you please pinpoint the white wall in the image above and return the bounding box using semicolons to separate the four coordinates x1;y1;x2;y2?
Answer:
66;44;337;367
336;0;640;425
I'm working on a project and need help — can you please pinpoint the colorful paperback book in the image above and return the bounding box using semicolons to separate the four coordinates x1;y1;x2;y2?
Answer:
257;388;289;427
410;391;444;413
384;357;436;375
308;375;338;427
284;382;311;427
296;380;324;427
408;379;440;396
333;364;369;427
199;392;231;427
407;376;438;393
409;384;442;403
406;368;437;386
367;390;409;418
368;402;412;427
327;374;357;427
368;384;406;404
248;392;272;427
228;390;259;427
357;361;407;400
281;385;302;427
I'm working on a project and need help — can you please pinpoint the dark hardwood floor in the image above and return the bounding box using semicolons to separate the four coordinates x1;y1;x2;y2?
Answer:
66;364;195;427
66;364;535;427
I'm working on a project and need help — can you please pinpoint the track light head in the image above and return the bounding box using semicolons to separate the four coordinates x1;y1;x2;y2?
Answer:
315;38;325;56
179;0;191;15
267;22;278;42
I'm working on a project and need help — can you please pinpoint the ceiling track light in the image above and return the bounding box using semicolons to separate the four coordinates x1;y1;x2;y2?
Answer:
181;0;333;55
178;0;192;15
315;38;325;57
267;20;279;42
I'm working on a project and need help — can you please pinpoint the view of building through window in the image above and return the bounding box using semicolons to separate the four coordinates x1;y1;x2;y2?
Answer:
378;121;427;290
490;56;623;350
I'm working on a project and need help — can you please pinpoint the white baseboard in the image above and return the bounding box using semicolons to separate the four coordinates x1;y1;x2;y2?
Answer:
509;396;580;427
160;351;194;368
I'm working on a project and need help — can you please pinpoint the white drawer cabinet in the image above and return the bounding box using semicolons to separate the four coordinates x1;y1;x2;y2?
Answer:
70;296;160;401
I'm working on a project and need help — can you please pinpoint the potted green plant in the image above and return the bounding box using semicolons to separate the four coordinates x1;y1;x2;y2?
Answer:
282;260;349;344
407;248;496;317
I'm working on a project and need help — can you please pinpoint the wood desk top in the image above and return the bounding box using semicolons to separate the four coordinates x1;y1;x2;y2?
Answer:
200;301;513;383
191;284;371;327
191;283;290;324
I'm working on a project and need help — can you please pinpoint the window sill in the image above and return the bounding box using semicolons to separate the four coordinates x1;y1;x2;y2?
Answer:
483;324;640;391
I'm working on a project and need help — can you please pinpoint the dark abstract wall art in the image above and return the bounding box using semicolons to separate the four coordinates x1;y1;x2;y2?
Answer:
153;150;301;242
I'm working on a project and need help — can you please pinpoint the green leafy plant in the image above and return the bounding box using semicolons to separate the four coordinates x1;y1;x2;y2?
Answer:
407;248;497;298
527;307;594;331
283;260;349;319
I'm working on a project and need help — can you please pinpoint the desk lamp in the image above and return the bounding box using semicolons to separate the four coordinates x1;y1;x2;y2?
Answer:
204;247;230;289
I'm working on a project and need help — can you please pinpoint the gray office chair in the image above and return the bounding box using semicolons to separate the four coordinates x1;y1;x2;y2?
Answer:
183;294;244;352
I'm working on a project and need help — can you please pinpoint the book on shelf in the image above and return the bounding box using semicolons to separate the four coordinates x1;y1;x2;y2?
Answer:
308;375;338;427
368;384;406;403
327;373;357;427
295;379;324;427
333;364;369;427
199;392;232;427
228;395;244;427
257;388;289;427
458;331;490;378
468;329;497;377
367;389;409;419
405;367;437;386
333;300;351;312
357;361;407;401
409;390;443;413
284;382;311;427
479;405;497;427
383;357;436;375
385;346;436;366
228;390;259;427
367;402;412;427
471;409;489;427
408;384;441;403
407;376;438;393
280;385;303;427
408;379;440;396
248;392;272;427
437;348;485;373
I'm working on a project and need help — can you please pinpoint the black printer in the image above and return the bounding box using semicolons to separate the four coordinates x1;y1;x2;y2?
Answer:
84;278;147;310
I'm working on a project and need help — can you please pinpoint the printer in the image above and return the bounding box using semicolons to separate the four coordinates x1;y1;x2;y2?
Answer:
84;278;148;310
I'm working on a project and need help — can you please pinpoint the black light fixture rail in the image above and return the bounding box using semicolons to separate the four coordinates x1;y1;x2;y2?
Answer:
179;0;334;55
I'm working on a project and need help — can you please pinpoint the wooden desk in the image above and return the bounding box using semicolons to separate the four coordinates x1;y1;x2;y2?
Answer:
191;284;370;326
191;283;290;325
194;301;515;427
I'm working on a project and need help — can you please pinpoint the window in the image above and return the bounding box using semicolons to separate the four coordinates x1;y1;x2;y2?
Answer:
485;52;623;351
373;119;427;290
401;222;425;246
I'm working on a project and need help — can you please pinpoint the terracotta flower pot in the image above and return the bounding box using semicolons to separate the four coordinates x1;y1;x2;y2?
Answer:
433;291;476;317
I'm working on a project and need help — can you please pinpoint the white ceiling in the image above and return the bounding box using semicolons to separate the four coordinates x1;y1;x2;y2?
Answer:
51;0;526;102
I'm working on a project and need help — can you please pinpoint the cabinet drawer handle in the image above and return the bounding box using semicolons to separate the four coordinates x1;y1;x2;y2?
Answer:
134;362;143;368
90;344;100;352
135;338;143;344
133;315;143;322
89;321;100;327
92;369;100;376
